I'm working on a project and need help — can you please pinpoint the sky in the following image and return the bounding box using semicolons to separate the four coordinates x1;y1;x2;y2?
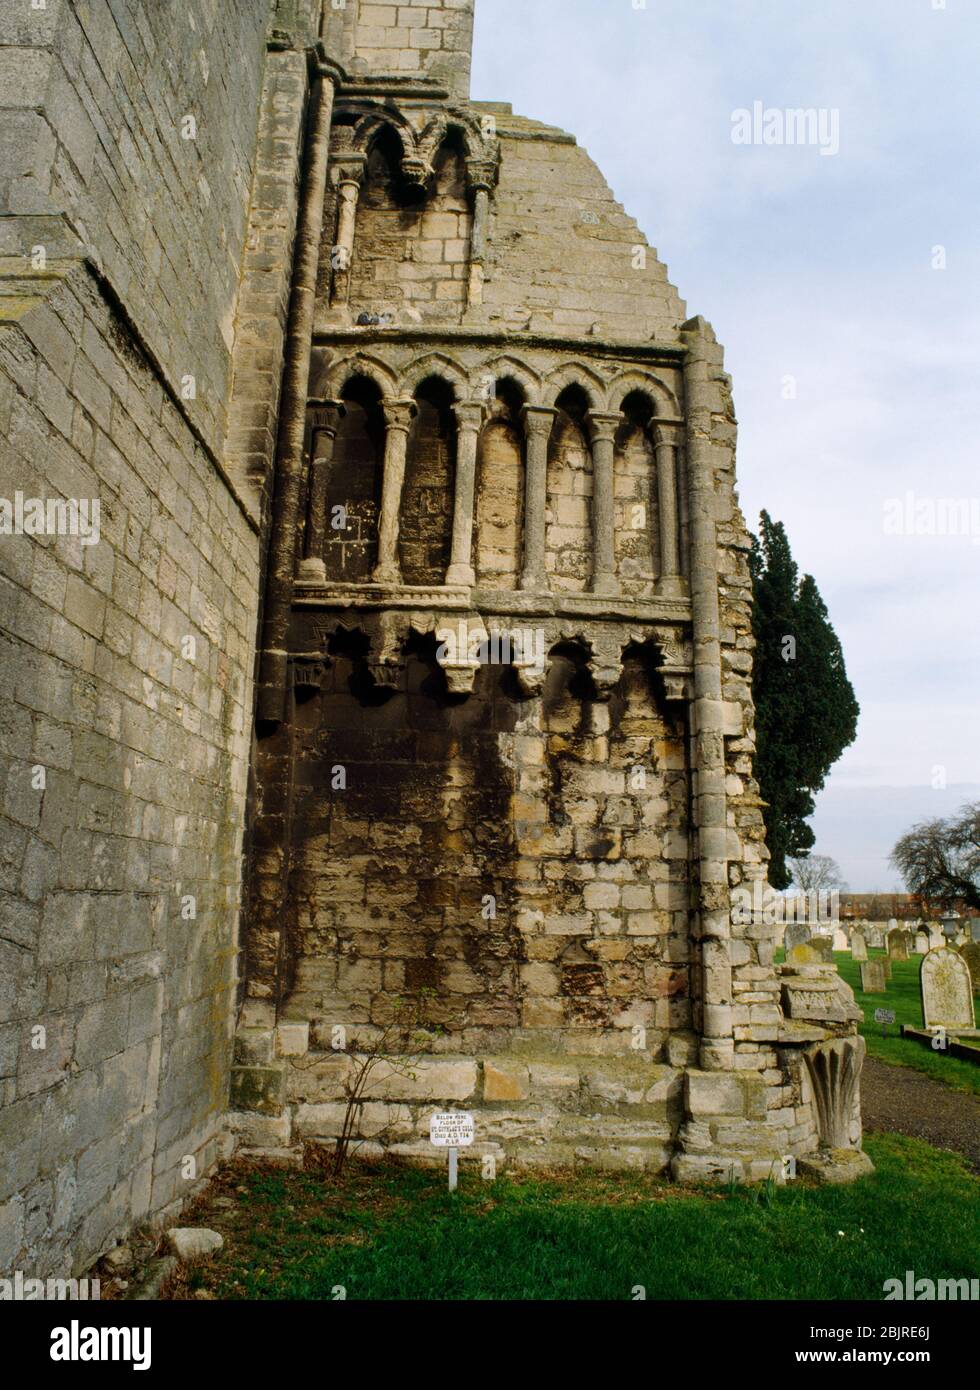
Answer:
471;0;980;890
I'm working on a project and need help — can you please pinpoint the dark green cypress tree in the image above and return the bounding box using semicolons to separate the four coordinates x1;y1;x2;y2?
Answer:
749;513;859;889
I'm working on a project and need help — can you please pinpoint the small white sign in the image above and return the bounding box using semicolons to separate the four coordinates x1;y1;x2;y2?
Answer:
429;1112;475;1148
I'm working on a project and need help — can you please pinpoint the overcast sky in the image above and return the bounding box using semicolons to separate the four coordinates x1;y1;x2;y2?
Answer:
472;0;980;890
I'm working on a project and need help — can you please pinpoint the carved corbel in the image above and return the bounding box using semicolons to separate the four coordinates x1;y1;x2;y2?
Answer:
586;637;624;701
291;656;330;694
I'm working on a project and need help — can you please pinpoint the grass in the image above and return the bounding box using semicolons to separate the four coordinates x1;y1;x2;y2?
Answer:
833;950;980;1095
167;1135;979;1301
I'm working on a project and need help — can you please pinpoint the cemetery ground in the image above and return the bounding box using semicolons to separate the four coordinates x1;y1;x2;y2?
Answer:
790;950;980;1095
135;1134;979;1301
101;948;979;1303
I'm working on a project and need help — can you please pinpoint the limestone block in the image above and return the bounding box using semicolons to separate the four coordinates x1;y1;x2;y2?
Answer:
293;1102;414;1140
685;1071;745;1118
229;1066;285;1117
796;1150;875;1185
482;1061;530;1102
166;1228;223;1261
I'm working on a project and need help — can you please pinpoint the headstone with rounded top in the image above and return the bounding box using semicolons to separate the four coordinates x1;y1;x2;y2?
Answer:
850;930;868;961
833;928;848;952
785;922;810;953
887;929;909;962
921;947;976;1033
861;960;887;994
914;930;929;955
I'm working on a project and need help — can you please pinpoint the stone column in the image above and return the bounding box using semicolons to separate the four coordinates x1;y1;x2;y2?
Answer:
297;399;345;584
257;61;339;722
682;317;733;1072
329;158;365;309
446;400;486;587
372;398;417;585
655;422;684;597
586;410;623;597
519;405;556;592
465;159;496;308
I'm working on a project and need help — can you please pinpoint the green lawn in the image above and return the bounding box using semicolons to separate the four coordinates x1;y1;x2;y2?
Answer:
834;951;980;1095
169;1135;978;1301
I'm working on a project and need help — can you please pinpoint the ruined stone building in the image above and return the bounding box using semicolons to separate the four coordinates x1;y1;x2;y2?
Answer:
0;0;867;1278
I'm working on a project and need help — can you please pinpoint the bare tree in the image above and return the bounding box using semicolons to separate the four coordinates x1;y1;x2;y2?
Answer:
891;802;980;911
788;852;848;894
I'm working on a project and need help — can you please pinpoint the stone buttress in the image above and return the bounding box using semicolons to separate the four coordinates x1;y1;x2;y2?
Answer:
231;0;871;1184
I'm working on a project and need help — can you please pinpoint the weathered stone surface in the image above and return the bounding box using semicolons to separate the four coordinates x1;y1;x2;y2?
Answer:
165;1228;224;1262
860;960;887;994
482;1061;530;1102
850;930;867;961
921;948;976;1033
0;0;872;1265
887;930;909;961
796;1149;875;1185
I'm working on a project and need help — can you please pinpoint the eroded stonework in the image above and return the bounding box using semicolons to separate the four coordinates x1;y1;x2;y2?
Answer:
0;0;870;1283
231;0;870;1184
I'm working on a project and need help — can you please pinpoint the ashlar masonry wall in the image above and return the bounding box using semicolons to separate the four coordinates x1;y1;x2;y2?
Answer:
0;0;273;1277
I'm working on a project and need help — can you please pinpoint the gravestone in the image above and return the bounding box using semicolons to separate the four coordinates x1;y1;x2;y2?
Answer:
833;928;848;952
959;941;980;993
921;947;976;1032
970;919;980;943
887;929;908;962
861;960;887;994
914;930;929;955
785;923;811;954
808;933;834;964
850;930;868;961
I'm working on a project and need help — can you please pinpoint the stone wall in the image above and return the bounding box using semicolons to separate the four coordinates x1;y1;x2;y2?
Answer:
352;0;474;98
0;0;271;1276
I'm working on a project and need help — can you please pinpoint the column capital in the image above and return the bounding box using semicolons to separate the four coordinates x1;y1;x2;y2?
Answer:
307;398;346;436
654;419;684;448
382;397;418;434
586;409;623;445
465;158;498;193
520;404;557;437
330;155;366;188
453;399;487;432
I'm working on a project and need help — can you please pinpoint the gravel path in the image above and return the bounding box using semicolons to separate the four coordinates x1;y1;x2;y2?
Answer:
861;1056;980;1170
